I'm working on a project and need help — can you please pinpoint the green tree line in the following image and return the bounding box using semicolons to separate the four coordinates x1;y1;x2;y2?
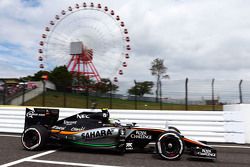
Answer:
22;58;169;99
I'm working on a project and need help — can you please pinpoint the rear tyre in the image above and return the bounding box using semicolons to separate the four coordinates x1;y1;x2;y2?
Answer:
156;131;184;160
21;125;48;150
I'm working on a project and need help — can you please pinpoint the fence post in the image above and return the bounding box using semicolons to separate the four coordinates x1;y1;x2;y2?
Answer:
239;80;243;104
211;78;215;111
22;84;25;106
3;81;6;105
63;86;66;107
185;78;188;110
86;87;89;108
160;80;162;110
42;80;45;107
109;81;112;109
134;80;138;110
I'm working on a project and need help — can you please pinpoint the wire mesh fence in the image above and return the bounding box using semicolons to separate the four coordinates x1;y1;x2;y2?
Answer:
1;79;249;110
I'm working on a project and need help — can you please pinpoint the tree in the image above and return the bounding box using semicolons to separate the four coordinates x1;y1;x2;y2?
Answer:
49;66;72;91
94;78;118;94
33;70;50;81
128;81;154;97
150;58;169;102
72;74;95;88
21;70;50;81
20;75;33;81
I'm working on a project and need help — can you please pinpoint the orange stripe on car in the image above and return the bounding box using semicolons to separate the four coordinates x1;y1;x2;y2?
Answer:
51;129;60;133
50;130;80;135
59;131;80;135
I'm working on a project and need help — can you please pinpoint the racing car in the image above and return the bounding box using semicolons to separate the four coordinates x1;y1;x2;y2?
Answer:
21;108;217;160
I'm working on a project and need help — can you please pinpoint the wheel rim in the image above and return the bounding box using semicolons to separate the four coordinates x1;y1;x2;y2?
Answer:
161;136;181;158
22;128;41;150
157;133;183;159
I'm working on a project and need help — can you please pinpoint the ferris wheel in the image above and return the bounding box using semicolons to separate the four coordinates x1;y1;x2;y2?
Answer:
38;2;131;83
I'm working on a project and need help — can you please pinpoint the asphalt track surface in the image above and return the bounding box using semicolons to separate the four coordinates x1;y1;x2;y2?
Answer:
1;134;250;167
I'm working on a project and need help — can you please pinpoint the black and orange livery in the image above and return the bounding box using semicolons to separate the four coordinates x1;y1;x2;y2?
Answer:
21;108;216;160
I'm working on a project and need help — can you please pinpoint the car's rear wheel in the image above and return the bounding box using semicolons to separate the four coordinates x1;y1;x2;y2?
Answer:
21;125;48;150
156;131;184;160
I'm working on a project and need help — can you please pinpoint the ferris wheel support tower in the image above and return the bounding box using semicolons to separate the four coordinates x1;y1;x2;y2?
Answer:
67;42;101;82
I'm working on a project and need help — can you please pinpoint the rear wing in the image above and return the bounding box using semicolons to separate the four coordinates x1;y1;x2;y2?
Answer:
24;108;59;129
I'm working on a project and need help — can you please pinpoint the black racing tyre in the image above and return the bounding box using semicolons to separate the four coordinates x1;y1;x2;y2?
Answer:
21;125;49;151
168;126;181;134
156;131;184;160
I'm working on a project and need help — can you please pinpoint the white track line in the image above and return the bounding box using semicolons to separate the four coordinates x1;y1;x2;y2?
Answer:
0;134;20;138
27;159;122;167
1;150;56;167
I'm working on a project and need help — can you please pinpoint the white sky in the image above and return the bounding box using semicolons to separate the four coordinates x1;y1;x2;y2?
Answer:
1;0;250;98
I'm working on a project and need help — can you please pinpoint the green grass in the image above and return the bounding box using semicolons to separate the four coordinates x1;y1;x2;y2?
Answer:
24;91;223;111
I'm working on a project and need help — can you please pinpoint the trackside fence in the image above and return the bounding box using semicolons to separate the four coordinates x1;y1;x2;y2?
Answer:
3;79;250;111
0;105;247;143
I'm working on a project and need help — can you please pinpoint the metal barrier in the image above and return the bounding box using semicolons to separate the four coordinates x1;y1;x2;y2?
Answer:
0;106;245;143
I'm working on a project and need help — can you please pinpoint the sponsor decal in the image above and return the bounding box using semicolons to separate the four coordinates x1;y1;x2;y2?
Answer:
64;120;77;126
52;126;66;131
77;114;90;119
26;110;45;118
197;149;216;157
82;128;113;139
130;131;152;139
126;143;133;150
103;113;108;117
71;127;85;131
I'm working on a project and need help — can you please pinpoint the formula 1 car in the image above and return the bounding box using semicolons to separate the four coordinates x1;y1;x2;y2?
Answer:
21;108;217;160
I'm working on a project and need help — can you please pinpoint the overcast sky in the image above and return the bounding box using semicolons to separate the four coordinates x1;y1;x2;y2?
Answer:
1;0;250;87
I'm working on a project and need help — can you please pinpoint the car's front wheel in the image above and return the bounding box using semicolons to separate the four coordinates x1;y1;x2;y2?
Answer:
168;126;181;134
156;131;184;160
21;125;48;150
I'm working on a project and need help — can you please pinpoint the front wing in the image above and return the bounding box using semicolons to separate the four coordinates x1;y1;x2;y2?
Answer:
183;137;217;160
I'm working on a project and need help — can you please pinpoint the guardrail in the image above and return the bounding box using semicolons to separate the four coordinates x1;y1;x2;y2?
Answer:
0;106;245;143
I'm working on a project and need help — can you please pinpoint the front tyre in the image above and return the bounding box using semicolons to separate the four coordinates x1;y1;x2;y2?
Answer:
156;131;184;160
168;126;181;134
21;125;48;151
